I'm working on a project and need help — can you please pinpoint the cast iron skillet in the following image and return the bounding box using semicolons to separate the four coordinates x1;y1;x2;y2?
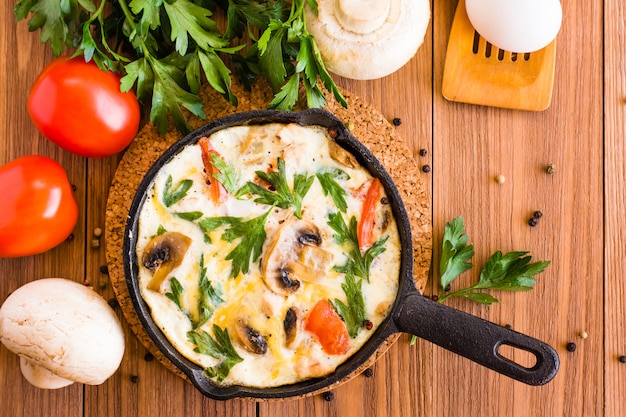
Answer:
123;109;559;400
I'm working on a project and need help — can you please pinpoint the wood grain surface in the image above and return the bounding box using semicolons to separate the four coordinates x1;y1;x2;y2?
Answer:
1;0;623;416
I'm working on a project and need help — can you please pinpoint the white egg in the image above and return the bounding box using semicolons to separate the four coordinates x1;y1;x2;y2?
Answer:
465;0;562;53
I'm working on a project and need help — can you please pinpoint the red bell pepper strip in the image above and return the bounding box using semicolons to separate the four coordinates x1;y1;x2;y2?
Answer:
305;299;351;355
198;137;228;203
357;178;381;249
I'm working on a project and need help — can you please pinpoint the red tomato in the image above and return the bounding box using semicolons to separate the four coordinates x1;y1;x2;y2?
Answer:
0;155;78;257
198;137;228;203
305;299;351;355
28;56;140;158
357;178;381;249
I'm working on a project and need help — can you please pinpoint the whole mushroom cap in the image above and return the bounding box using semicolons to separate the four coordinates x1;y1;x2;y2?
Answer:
0;278;125;388
306;0;431;80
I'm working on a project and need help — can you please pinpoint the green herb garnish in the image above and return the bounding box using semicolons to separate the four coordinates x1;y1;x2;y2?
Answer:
236;158;314;219
209;153;238;194
193;254;223;328
164;277;184;310
327;212;388;282
175;211;204;221
187;324;243;383
331;272;366;338
199;210;272;278
162;175;192;207
316;168;350;213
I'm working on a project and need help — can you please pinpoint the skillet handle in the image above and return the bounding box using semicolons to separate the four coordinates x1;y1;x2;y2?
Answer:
393;293;559;385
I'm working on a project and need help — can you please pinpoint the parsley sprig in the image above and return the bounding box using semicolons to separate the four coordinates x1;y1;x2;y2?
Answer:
327;212;388;282
15;0;346;134
236;158;314;219
162;175;192;207
194;254;224;328
187;324;243;382
198;210;272;278
437;216;551;305
316;168;350;213
331;272;367;338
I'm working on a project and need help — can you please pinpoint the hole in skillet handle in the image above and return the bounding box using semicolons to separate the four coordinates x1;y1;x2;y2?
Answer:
122;108;414;400
393;292;560;386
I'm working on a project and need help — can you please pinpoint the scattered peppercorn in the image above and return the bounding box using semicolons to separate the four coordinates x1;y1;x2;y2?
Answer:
619;356;626;363
566;342;577;352
71;184;77;192
545;164;556;174
98;281;108;290
363;320;373;330
322;391;334;402
130;375;139;383
108;298;119;309
327;127;338;138
83;279;90;286
380;197;390;205
363;368;374;378
99;265;109;274
504;324;512;329
144;353;154;362
495;174;506;184
66;233;75;241
93;227;103;237
533;211;543;219
419;149;427;157
392;117;402;126
421;164;431;173
444;284;451;292
528;218;538;227
579;331;588;339
431;294;439;301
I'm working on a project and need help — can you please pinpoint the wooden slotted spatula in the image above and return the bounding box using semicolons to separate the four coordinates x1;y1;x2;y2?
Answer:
442;0;556;111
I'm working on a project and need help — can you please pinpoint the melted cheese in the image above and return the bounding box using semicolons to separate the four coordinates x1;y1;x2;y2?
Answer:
136;122;401;388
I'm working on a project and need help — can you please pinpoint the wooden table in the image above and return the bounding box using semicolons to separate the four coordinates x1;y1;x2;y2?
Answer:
1;1;623;416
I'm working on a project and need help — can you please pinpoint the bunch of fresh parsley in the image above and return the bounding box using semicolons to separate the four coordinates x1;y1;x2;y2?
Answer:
14;0;346;134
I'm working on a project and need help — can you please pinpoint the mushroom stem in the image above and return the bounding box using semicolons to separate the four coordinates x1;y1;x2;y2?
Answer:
20;357;74;389
335;0;390;34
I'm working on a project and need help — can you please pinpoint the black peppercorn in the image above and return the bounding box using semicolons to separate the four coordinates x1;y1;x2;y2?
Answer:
108;298;119;309
130;375;139;383
566;342;577;352
99;265;109;274
421;164;431;173
66;233;75;241
71;184;77;192
431;294;439;301
144;353;155;362
504;324;512;329
528;218;538;227
533;211;543;219
619;356;626;363
392;117;402;126
363;368;374;378
444;284;451;292
380;197;390;205
322;391;334;401
419;149;427;157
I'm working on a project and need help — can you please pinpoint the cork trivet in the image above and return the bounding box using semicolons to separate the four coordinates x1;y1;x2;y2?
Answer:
104;79;432;399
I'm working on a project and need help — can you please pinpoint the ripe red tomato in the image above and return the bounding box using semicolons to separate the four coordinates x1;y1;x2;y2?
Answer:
28;56;140;158
305;299;351;355
0;155;78;258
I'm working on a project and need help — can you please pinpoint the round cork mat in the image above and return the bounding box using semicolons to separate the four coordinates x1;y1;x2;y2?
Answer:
104;79;432;399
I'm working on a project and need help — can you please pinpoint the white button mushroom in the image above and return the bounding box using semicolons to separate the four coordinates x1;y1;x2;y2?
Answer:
0;278;125;389
305;0;431;80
